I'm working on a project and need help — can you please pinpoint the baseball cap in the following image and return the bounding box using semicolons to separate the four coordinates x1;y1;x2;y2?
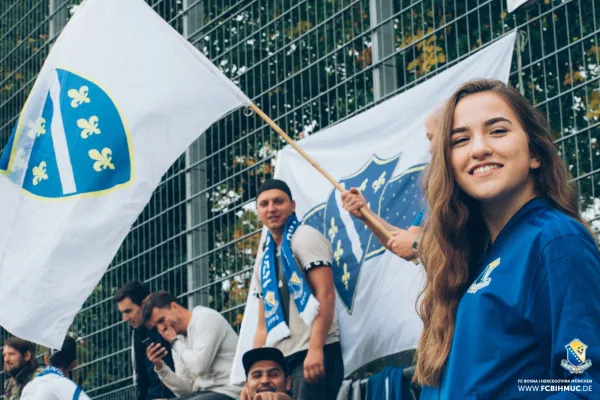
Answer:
243;347;288;377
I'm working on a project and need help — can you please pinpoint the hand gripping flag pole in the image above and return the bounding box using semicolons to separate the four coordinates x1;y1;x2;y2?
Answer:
248;103;397;243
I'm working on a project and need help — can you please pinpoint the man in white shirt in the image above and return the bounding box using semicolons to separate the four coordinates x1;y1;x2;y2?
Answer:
142;291;241;399
252;179;342;400
21;337;90;400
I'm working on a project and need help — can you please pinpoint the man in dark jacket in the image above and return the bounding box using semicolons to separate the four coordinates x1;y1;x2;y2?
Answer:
2;337;44;400
115;281;175;400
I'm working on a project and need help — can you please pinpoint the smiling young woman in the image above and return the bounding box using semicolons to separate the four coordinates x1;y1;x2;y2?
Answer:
415;79;600;399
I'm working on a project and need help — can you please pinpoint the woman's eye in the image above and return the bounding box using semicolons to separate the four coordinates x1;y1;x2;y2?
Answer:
451;137;468;146
491;128;507;134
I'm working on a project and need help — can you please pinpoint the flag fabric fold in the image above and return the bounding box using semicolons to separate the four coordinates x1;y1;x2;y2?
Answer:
507;0;532;13
0;0;250;348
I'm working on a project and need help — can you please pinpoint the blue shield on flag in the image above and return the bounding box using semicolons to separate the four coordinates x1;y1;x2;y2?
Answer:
303;155;426;313
0;68;133;198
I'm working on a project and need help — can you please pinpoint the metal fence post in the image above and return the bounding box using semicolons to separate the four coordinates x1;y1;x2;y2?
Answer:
370;0;397;100
183;0;210;309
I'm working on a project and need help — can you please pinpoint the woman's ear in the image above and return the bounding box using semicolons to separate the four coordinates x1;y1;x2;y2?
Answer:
529;154;541;170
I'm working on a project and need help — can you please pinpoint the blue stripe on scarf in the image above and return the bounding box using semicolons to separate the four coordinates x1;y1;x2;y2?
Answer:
38;366;64;377
260;214;320;346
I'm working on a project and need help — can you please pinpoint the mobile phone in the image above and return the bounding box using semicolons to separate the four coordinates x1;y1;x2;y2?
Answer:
141;337;153;348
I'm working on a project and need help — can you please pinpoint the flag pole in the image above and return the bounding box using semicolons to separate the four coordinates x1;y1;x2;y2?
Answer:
249;103;393;241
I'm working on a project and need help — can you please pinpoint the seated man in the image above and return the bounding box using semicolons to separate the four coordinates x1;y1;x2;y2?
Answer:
142;291;241;399
3;337;44;400
241;348;292;400
21;336;91;400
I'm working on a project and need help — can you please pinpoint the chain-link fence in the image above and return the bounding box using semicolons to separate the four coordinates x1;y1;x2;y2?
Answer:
1;0;599;398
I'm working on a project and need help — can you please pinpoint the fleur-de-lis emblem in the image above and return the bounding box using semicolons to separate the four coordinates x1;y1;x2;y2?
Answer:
358;178;368;192
78;116;101;139
372;172;386;193
12;148;27;171
68;86;91;108
334;240;344;264
328;218;338;242
26;118;46;138
32;161;48;185
89;148;115;172
342;263;351;290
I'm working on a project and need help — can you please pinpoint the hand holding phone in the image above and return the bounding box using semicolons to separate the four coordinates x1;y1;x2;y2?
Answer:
146;342;168;369
141;337;152;348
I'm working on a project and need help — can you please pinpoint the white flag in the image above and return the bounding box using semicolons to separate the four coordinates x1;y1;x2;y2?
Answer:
507;0;531;13
231;32;516;383
0;0;250;348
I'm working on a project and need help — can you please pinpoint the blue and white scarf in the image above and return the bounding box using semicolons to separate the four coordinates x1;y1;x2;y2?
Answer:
38;366;64;378
261;213;320;346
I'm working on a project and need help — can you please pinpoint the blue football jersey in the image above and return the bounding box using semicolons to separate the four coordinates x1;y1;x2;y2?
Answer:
421;197;600;399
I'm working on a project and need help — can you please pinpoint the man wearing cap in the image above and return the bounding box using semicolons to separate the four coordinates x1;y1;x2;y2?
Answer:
240;348;292;400
252;179;342;400
20;336;91;400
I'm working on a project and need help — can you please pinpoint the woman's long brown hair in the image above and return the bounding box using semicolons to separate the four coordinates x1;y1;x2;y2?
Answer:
413;79;586;387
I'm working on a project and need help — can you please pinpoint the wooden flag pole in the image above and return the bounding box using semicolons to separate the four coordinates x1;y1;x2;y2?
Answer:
249;103;393;241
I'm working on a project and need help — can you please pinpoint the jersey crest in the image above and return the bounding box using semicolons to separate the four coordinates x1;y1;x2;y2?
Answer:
467;257;501;294
561;339;592;374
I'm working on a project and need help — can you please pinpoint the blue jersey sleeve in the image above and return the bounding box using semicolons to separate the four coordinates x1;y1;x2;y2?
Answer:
525;233;600;399
411;210;425;227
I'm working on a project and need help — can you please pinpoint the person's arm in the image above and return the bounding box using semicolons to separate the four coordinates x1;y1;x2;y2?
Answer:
147;342;193;397
170;310;229;377
154;362;194;397
304;266;336;384
291;226;336;383
387;225;421;260
342;188;420;260
254;297;267;348
526;234;600;399
341;188;397;246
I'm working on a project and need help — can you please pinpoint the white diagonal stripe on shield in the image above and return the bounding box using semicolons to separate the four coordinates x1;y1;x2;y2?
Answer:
49;71;77;195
